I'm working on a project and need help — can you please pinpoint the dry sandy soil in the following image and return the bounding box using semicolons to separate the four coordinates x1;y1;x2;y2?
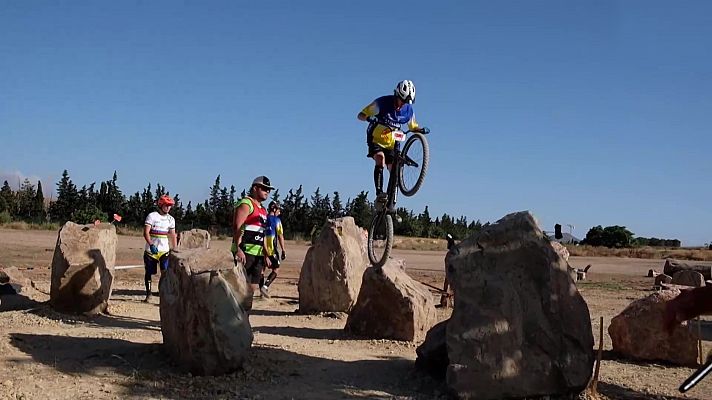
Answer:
0;228;710;400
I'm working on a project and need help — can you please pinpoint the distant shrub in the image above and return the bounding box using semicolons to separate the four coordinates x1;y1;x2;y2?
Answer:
0;211;11;224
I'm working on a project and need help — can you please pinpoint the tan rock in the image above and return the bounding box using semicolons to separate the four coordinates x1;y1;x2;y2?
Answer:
49;222;116;315
298;217;368;313
550;241;570;261
608;289;698;366
177;229;211;249
345;259;436;341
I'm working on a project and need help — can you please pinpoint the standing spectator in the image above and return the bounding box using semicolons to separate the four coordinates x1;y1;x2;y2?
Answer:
440;233;456;307
259;201;286;297
232;176;273;301
143;195;177;303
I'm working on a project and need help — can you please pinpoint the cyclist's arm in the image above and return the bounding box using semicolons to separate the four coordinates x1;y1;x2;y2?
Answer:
168;228;177;249
232;203;251;249
143;224;152;247
358;101;380;121
277;223;286;253
407;113;420;131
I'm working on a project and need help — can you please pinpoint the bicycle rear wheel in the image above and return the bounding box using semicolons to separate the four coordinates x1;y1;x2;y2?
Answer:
367;211;393;268
398;132;430;197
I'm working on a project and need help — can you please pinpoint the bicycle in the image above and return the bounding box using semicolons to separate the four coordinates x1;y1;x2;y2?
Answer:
367;121;430;267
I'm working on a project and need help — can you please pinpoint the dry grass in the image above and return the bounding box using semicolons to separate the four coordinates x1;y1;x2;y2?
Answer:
0;221;60;231
566;244;712;261
392;236;448;251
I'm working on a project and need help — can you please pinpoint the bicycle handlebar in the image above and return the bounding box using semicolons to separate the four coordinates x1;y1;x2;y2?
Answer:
368;116;430;135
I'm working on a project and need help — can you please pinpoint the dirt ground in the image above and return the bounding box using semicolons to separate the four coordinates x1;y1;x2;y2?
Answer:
0;228;710;400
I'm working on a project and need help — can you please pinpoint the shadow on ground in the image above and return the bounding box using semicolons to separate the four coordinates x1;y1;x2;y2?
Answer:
597;382;691;400
9;333;446;399
256;325;348;340
19;304;162;332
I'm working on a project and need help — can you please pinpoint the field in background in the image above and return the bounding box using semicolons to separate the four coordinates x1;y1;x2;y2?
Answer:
3;222;711;261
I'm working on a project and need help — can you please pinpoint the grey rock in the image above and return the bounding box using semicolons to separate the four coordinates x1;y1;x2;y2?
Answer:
671;270;705;288
444;211;594;399
654;274;673;287
160;247;253;375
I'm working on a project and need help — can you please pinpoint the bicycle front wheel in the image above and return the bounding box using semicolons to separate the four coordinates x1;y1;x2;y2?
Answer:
367;212;393;268
398;132;430;197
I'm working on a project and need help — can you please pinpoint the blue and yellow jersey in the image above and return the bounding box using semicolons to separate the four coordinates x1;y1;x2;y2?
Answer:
361;95;419;150
264;215;283;256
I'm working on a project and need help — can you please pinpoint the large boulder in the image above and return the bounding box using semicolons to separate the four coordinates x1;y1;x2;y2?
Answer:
345;259;436;341
608;289;699;366
671;270;705;288
443;211;594;399
159;247;253;376
298;217;368;313
49;222;117;315
177;229;211;249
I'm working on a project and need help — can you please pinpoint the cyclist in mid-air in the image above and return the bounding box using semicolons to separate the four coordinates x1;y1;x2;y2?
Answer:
357;79;429;211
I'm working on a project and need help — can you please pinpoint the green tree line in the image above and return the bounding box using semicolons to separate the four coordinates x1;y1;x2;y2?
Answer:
0;170;485;241
580;225;682;248
2;170;689;247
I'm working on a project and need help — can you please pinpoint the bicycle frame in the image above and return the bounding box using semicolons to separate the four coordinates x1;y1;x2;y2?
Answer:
382;128;416;213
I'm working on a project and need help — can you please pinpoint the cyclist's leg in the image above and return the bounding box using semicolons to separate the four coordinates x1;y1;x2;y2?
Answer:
265;255;279;287
369;145;387;195
143;253;157;300
383;150;396;206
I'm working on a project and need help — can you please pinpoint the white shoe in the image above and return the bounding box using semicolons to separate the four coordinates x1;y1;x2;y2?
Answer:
259;285;270;298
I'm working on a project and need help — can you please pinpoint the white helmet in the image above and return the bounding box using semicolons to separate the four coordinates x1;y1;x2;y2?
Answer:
394;80;416;104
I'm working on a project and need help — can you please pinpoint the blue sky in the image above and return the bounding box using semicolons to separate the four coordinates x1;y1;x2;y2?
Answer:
1;1;710;245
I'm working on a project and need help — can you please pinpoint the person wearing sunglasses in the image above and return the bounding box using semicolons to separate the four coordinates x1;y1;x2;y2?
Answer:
357;79;429;211
232;176;274;304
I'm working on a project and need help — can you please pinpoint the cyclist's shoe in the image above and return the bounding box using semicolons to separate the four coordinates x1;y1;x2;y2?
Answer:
375;193;388;211
143;293;151;303
259;285;271;298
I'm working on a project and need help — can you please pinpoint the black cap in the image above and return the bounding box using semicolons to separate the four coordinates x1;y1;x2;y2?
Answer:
252;176;275;190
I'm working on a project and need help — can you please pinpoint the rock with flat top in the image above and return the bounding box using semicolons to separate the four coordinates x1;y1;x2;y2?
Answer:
160;247;252;375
